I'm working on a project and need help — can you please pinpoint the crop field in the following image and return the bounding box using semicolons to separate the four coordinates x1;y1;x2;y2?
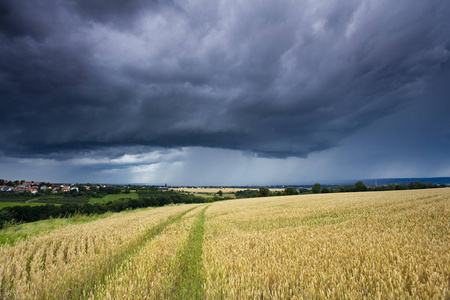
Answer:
31;196;90;204
0;189;448;299
0;212;121;245
0;202;44;210
89;192;139;204
173;187;285;194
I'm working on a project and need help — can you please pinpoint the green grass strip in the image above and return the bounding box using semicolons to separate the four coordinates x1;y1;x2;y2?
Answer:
0;202;46;209
89;192;139;204
173;205;209;299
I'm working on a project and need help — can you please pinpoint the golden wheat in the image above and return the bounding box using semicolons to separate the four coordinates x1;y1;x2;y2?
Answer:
88;206;202;299
1;189;448;299
0;204;200;299
203;189;450;299
173;187;285;194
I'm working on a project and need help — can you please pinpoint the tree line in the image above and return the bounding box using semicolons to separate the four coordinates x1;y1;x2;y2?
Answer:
234;181;447;199
0;189;205;229
311;181;447;194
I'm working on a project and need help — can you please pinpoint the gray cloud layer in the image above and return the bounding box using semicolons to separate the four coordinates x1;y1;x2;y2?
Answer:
1;0;449;159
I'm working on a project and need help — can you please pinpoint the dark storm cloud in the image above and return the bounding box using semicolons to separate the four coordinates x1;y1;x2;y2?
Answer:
0;0;449;158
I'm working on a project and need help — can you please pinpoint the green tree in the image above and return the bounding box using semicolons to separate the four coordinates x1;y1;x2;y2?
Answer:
299;188;310;194
217;190;223;197
284;187;298;195
321;186;330;193
235;189;259;199
354;181;367;192
259;187;270;197
312;183;321;194
395;184;407;190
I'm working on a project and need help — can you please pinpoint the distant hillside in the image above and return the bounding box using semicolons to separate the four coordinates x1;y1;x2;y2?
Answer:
362;177;450;187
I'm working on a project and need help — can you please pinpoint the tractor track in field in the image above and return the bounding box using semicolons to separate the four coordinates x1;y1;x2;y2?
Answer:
61;205;203;300
88;204;211;299
169;205;210;299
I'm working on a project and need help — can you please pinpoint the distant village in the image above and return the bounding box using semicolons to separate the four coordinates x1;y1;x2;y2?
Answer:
0;179;108;195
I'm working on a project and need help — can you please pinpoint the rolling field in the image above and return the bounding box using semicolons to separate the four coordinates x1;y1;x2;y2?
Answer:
173;187;285;193
0;189;448;299
0;192;139;208
89;192;139;204
0;212;122;245
0;202;45;210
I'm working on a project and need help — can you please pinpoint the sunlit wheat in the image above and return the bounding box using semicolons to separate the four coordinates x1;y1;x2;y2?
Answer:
0;204;199;299
89;206;202;299
1;189;448;299
203;189;450;299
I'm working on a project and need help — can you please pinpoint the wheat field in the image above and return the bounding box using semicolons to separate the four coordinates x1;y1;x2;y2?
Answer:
173;187;285;194
0;189;448;299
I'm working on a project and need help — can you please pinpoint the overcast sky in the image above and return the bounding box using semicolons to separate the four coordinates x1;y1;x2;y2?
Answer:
1;0;449;185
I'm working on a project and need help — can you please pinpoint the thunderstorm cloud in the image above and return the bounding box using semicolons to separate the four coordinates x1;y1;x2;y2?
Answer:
0;0;449;184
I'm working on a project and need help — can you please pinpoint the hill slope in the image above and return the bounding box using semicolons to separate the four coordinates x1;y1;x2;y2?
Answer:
0;189;448;298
